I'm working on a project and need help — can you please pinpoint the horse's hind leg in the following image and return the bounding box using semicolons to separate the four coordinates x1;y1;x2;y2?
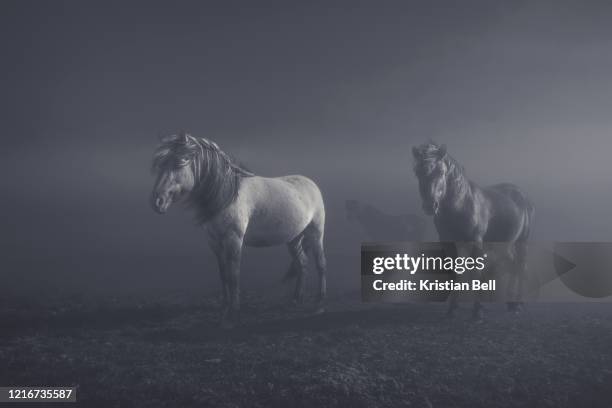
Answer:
312;233;327;310
304;218;326;313
509;240;528;313
506;272;517;311
314;241;327;306
288;234;308;305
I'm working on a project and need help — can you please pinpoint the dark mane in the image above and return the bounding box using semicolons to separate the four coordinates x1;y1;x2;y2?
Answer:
412;141;534;316
152;133;254;223
413;141;471;200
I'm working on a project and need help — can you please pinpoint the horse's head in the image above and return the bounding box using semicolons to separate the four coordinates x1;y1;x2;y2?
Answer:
412;142;448;216
150;133;199;214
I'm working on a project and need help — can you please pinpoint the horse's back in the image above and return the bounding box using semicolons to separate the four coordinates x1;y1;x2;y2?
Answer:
482;183;534;242
279;175;323;203
274;175;324;215
242;175;322;205
488;183;532;209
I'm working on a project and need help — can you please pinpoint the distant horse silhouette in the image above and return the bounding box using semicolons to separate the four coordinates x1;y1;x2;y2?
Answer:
345;200;426;242
412;142;534;320
150;132;327;327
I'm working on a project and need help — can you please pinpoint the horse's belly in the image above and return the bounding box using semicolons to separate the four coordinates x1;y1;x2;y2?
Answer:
243;206;312;247
244;220;308;247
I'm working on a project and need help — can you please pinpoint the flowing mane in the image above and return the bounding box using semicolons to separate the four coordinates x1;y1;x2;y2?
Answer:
152;133;254;223
413;142;471;201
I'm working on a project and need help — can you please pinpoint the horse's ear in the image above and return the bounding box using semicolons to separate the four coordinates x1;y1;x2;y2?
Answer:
437;144;447;159
178;130;190;143
412;146;420;159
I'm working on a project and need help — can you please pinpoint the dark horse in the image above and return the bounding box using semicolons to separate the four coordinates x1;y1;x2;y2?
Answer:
412;142;534;320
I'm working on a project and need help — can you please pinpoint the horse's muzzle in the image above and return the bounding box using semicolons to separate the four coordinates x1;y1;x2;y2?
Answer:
151;195;170;214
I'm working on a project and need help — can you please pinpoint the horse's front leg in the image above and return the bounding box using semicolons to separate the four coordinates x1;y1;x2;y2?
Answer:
447;241;473;318
471;239;486;322
212;249;230;322
218;232;244;328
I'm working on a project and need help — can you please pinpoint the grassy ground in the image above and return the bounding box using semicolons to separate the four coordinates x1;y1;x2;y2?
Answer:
1;293;611;407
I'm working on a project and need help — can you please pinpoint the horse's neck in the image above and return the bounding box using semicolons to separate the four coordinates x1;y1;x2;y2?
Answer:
443;171;473;213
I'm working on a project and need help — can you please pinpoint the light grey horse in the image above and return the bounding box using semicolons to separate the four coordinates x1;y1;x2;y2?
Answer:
412;142;534;320
150;132;327;327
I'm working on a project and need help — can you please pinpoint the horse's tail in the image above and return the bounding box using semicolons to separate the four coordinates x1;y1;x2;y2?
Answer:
519;198;535;242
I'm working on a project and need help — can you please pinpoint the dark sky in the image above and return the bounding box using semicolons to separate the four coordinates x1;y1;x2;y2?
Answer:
2;1;612;295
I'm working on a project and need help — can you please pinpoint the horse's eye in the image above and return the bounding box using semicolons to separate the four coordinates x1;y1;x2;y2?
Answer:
172;159;188;169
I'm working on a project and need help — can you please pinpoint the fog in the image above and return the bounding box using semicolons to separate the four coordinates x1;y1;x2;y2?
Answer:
2;0;612;297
